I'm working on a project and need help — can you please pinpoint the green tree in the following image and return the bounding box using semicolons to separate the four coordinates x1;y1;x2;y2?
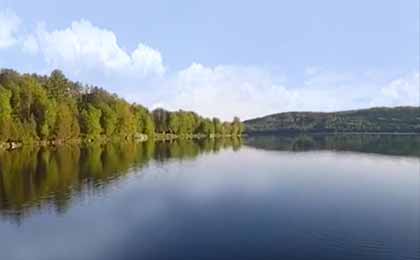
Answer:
231;116;242;136
0;86;13;141
198;119;215;136
80;105;102;139
114;101;135;138
169;112;180;134
46;70;70;99
152;108;169;133
31;81;57;139
142;113;155;137
222;122;232;136
99;104;117;136
133;105;155;136
213;118;222;135
54;103;74;140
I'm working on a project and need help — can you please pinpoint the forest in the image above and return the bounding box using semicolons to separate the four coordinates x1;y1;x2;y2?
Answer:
244;107;420;133
0;69;244;147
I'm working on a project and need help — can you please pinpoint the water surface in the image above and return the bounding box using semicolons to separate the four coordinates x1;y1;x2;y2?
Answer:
0;135;419;260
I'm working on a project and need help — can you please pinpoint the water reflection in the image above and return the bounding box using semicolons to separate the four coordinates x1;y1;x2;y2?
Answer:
1;134;418;222
0;135;418;260
0;138;242;221
245;134;420;157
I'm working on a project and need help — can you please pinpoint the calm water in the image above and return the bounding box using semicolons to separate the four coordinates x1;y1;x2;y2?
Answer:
0;135;419;260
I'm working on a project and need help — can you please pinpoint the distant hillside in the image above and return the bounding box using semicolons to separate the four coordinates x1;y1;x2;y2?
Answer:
244;107;420;133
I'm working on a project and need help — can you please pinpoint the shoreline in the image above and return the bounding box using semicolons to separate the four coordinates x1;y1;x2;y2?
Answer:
0;133;243;151
2;130;418;151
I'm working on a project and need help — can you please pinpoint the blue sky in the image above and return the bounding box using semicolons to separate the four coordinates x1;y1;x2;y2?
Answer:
0;0;419;120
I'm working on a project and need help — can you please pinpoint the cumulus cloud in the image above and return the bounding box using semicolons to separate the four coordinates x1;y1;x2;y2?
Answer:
146;65;419;120
370;72;419;107
0;9;21;49
22;34;38;53
23;20;165;77
152;64;292;120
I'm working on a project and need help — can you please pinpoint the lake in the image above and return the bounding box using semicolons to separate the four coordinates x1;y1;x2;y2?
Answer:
0;135;419;260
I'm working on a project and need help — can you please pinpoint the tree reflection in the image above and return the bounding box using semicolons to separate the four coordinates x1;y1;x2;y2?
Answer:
0;138;243;222
245;134;420;157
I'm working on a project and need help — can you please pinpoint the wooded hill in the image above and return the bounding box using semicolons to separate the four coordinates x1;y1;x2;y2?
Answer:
244;107;420;133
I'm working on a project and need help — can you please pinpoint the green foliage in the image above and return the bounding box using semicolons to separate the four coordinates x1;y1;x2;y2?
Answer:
114;101;136;138
139;110;155;137
0;68;243;145
222;122;232;135
80;105;102;139
244;107;420;133
213;118;222;134
168;112;180;134
54;102;76;140
231;116;243;136
0;86;13;141
152;108;170;133
98;103;117;136
197;119;215;136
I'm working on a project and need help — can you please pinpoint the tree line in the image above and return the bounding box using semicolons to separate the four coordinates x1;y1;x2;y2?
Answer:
244;107;420;133
0;69;244;144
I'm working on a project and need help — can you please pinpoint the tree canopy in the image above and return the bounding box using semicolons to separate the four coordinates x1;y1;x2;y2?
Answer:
0;69;244;144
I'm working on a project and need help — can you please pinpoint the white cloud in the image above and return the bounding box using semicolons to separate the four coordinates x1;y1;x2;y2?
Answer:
148;64;342;120
22;34;38;53
370;72;419;107
23;19;165;77
131;44;165;76
147;65;419;120
0;9;21;49
148;64;290;120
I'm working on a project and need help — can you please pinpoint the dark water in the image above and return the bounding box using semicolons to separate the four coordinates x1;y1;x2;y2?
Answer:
0;135;419;260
